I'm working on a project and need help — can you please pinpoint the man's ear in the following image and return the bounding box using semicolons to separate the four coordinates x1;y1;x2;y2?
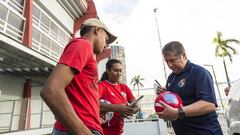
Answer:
183;53;187;59
94;27;101;35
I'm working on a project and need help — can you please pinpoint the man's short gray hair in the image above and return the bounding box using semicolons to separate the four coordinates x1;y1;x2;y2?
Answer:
162;41;186;56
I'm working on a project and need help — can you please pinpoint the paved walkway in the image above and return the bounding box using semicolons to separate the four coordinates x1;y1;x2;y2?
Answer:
218;117;228;135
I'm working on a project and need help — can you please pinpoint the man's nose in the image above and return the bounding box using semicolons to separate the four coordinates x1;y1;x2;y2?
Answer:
167;62;173;67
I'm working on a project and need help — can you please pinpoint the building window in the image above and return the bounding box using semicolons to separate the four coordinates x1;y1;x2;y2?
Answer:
0;4;8;20
7;11;24;33
32;2;71;61
32;5;40;25
50;22;58;38
0;4;8;31
40;13;50;33
15;0;24;5
40;34;51;56
0;0;25;42
7;0;24;14
51;41;60;60
32;27;40;50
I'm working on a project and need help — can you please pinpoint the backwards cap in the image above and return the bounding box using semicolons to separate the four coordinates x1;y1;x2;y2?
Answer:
82;18;117;44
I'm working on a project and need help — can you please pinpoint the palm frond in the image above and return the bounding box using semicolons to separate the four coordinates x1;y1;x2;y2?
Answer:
225;45;238;55
217;32;222;41
226;53;233;63
225;39;240;44
139;82;144;87
130;79;135;84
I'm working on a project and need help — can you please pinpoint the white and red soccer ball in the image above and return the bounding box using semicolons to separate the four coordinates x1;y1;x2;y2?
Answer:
154;91;183;112
99;99;114;124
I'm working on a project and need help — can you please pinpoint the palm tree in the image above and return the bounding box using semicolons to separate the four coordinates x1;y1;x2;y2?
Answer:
130;75;144;120
213;31;240;88
130;75;144;97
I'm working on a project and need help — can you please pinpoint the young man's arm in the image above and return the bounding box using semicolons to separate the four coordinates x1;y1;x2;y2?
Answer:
40;64;93;135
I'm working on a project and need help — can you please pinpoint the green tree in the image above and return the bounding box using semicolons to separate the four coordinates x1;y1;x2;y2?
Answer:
130;75;144;97
213;31;240;87
146;113;158;121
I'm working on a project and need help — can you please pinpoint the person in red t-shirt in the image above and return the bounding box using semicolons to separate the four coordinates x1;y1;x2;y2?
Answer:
40;18;117;135
98;59;140;135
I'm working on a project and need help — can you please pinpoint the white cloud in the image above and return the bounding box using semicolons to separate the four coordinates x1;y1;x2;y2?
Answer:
95;0;140;23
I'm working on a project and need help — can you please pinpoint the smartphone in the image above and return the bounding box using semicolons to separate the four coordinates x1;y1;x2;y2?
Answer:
155;79;166;93
155;79;162;87
129;95;144;107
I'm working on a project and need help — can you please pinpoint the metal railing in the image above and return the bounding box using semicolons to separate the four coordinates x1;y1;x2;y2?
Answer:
0;98;54;133
31;2;71;61
129;81;236;135
0;0;25;42
0;99;229;135
0;81;235;134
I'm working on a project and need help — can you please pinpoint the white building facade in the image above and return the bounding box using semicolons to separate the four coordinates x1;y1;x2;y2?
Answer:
0;0;98;133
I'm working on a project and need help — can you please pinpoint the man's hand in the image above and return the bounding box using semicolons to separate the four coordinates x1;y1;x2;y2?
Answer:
156;86;166;95
156;101;179;121
130;104;140;114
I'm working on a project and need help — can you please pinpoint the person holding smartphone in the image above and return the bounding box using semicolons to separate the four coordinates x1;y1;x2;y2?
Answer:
156;41;223;135
98;59;140;135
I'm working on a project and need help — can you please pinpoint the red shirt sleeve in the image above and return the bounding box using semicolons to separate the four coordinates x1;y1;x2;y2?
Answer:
122;84;135;102
58;38;91;73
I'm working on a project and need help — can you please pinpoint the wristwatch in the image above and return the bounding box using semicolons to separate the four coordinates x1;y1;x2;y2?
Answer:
178;107;185;119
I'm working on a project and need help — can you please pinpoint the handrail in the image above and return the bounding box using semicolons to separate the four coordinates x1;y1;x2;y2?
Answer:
0;97;43;102
0;81;229;134
0;98;54;133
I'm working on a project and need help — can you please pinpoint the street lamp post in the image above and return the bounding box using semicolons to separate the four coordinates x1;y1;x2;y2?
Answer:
204;64;224;110
153;8;168;81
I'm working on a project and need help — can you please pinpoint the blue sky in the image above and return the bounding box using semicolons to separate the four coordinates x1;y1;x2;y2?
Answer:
94;0;240;89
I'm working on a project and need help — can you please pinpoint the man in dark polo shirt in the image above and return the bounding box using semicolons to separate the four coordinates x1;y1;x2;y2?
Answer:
156;41;223;135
